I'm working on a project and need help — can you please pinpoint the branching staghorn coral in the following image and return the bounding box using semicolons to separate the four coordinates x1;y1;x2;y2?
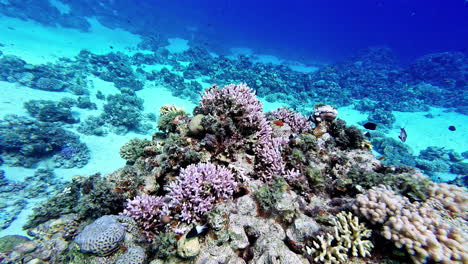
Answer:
354;185;468;264
199;83;264;134
268;107;312;133
166;162;238;223
306;211;373;264
121;194;169;240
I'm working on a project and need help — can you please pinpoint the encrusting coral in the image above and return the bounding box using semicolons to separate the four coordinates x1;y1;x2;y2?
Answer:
306;211;373;264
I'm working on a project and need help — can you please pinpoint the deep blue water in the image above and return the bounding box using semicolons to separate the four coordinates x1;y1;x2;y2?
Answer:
129;0;468;63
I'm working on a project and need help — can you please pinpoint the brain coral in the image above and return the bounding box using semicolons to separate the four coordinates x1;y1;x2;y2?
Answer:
74;215;126;256
115;245;146;264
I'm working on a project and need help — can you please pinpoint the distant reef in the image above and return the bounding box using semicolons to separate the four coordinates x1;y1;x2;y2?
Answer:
0;84;466;264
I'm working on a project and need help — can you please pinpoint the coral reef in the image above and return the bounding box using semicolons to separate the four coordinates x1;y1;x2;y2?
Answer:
121;194;168;239
24;173;126;229
2;81;465;264
267;107;312;134
24;99;79;123
120;138;153;164
103;93;145;133
0;115;89;168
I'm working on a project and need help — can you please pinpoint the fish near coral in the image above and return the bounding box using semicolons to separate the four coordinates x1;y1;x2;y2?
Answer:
273;120;284;127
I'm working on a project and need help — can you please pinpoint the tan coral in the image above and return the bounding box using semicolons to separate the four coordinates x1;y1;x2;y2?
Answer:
308;233;348;264
159;104;185;115
333;212;373;258
354;185;468;264
306;211;373;264
427;183;468;217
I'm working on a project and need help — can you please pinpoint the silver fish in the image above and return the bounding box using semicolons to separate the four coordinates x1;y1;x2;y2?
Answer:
398;128;407;142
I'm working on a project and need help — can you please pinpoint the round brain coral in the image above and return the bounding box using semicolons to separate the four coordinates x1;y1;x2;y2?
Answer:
73;215;126;256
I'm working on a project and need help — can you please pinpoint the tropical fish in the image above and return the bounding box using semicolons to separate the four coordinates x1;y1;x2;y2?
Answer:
273;120;284;127
186;224;209;239
398;128;407;142
363;122;377;130
448;125;456;131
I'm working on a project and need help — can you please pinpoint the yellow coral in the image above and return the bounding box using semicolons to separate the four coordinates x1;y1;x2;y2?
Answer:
361;139;373;150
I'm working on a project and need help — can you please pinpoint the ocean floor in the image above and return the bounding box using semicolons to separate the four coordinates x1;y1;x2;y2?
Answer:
0;15;467;239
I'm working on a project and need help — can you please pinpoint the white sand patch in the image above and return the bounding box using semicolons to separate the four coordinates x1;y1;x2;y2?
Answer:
337;106;368;125
390;108;467;155
136;64;175;73
137;82;197;114
165;38;189;53
335;106;467;156
0;16;142;64
49;0;71;15
0;197;43;237
260;98;287;112
287;63;319;73
228;47;319;73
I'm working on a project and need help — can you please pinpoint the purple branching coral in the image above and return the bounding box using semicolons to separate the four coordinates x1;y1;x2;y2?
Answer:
166;163;238;223
269;107;312;134
200;83;264;133
255;119;287;181
121;194;169;239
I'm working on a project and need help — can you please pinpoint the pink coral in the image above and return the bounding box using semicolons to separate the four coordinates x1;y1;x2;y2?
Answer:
200;83;264;133
269;107;312;133
166;163;238;223
121;194;169;239
254;118;286;181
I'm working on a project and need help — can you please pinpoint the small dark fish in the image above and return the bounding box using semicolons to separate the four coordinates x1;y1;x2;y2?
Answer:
448;125;456;131
186;224;209;239
398;128;407;142
363;122;377;130
364;132;371;138
109;45;114;49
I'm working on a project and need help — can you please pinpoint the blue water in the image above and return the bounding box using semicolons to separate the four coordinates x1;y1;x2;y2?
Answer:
153;0;468;62
0;0;467;262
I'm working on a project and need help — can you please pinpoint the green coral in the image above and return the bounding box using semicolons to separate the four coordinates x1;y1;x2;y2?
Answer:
151;232;177;259
255;177;288;212
24;174;126;230
157;110;187;132
0;235;30;252
305;167;325;187
161;133;201;173
306;211;373;264
331;119;366;150
348;167;431;201
120;138;152;164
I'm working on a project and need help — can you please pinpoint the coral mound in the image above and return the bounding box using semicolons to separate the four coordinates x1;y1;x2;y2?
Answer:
74;215;126;256
354;185;468;264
